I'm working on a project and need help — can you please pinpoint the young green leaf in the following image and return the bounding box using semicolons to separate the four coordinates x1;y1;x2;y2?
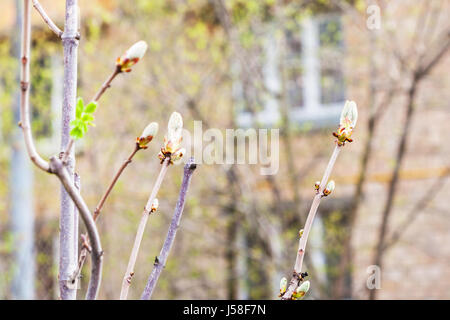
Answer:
82;114;94;122
76;97;84;118
70;126;83;140
84;102;97;114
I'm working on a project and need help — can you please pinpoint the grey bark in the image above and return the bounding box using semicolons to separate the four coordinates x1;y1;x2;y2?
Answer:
59;0;79;300
141;159;197;300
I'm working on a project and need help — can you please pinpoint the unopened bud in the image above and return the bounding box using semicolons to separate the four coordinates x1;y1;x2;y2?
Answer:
279;277;287;295
334;100;358;146
293;280;310;300
116;40;148;72
163;112;183;154
150;198;159;213
137;122;158;148
299;229;304;238
340;100;358;128
323;180;335;196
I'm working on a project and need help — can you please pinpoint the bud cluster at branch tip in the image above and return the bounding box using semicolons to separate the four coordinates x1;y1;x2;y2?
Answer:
323;180;335;196
137;122;158;149
159;112;185;164
116;41;148;72
150;198;159;213
292;281;310;300
279;277;287;297
333;100;358;146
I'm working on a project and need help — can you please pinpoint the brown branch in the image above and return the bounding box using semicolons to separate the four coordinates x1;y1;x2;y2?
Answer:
70;143;142;284
370;29;449;300
383;170;449;251
92;66;121;103
120;158;170;300
32;0;63;37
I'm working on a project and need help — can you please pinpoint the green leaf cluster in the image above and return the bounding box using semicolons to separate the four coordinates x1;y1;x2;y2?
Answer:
70;98;97;140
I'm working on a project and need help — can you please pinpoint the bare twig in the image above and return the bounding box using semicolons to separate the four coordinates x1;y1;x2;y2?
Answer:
120;158;170;300
71;143;141;282
282;145;342;300
92;66;121;103
61;66;122;164
32;0;63;37
141;158;197;300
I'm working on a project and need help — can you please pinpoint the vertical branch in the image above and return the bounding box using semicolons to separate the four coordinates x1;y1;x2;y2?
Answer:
59;0;79;300
120;158;170;300
369;83;417;300
141;158;197;300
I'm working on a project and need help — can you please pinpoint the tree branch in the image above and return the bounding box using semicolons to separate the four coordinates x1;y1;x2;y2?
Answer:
20;0;103;300
49;157;103;300
71;143;141;282
120;158;170;300
32;0;63;38
141;158;197;300
19;0;50;173
383;169;449;251
282;145;342;300
92;66;122;103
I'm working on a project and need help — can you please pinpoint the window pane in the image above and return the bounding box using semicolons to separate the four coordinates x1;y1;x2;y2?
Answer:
319;17;346;105
285;29;304;108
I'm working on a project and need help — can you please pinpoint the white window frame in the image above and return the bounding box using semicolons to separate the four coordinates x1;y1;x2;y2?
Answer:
236;14;345;128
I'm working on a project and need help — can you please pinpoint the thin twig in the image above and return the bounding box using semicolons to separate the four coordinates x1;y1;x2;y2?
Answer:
120;158;171;300
141;158;197;300
61;66;122;166
71;143;141;282
282;145;342;300
32;0;63;37
92;66;121;102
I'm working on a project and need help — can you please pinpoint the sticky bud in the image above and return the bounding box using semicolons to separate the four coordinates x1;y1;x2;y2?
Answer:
163;112;183;154
333;100;358;146
323;180;335;196
279;277;287;296
150;198;159;213
340;100;358;128
137;122;158;148
293;280;310;300
116;40;148;72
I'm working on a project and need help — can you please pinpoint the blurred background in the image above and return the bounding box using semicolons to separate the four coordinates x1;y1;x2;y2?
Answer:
0;0;449;300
